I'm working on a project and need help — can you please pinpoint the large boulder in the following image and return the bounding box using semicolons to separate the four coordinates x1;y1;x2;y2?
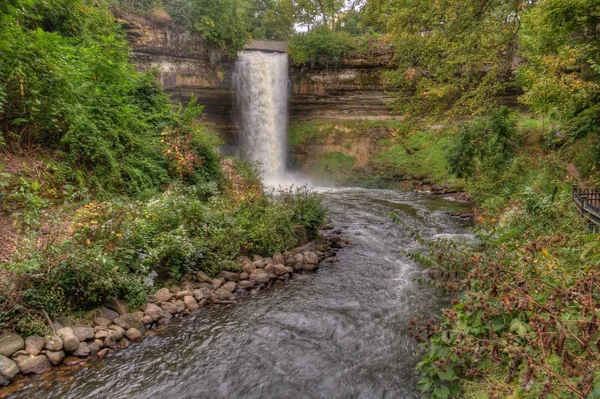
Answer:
125;328;143;341
243;262;256;273
93;316;112;328
175;290;190;300
0;355;19;381
273;253;285;265
73;342;90;357
98;307;120;322
25;336;45;356
196;271;213;284
160;302;178;315
45;350;65;366
192;289;205;302
15;355;51;375
304;251;319;265
56;328;79;353
175;300;185;313
0;333;24;357
144;303;163;321
151;288;172;303
264;264;275;274
250;269;270;284
108;325;125;341
183;295;199;311
219;271;239;282
212;278;225;290
88;342;101;355
215;288;235;300
71;327;95;342
113;313;144;330
44;335;63;351
293;253;304;265
238;280;254;289
105;297;129;315
273;264;288;276
222;281;237;292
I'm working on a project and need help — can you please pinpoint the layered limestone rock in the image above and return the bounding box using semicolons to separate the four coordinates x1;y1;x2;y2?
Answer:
118;13;398;135
116;12;235;142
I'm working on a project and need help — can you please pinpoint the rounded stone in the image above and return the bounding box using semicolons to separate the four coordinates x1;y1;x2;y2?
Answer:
219;271;239;281
46;350;65;366
56;328;79;353
152;288;172;302
73;342;90;357
15;355;51;375
25;336;45;356
0;333;24;358
0;355;19;380
222;281;237;292
71;327;95;342
125;328;143;341
183;295;199;311
44;335;63;351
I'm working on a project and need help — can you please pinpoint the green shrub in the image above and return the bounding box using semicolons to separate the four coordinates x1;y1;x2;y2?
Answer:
289;27;351;67
446;107;519;180
0;0;177;196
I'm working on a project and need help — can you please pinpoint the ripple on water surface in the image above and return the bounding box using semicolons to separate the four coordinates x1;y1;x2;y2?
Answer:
6;188;470;399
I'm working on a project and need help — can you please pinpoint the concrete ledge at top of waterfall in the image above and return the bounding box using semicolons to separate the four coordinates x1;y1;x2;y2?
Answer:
244;40;287;53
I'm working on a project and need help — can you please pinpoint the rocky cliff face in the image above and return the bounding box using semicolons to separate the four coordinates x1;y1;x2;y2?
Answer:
120;14;399;135
291;48;399;121
118;13;235;141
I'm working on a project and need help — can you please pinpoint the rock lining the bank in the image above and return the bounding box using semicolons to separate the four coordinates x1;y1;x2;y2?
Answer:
0;231;349;389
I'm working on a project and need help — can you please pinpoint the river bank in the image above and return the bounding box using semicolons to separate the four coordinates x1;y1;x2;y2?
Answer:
2;188;470;399
0;227;348;395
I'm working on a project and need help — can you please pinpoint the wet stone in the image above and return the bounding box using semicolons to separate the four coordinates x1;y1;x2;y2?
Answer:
45;350;65;366
15;355;51;375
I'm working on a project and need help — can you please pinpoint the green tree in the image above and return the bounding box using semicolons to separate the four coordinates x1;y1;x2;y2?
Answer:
518;0;600;139
190;0;252;50
383;0;524;118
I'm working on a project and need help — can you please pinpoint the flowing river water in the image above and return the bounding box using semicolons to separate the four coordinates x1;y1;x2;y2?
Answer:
6;187;470;399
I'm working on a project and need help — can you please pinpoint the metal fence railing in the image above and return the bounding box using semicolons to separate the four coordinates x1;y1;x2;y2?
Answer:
573;186;600;231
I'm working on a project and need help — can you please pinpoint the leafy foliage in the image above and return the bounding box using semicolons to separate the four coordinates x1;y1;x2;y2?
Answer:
446;107;519;180
381;0;522;117
0;0;177;196
1;164;326;335
518;0;600;142
408;187;600;398
288;26;351;67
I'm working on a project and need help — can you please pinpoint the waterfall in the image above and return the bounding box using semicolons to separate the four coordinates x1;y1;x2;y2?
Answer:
233;51;289;182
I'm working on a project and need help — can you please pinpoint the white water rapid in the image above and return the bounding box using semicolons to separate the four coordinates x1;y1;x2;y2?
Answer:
233;51;289;183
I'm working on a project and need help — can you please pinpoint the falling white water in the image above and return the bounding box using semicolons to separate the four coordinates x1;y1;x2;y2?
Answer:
233;51;289;183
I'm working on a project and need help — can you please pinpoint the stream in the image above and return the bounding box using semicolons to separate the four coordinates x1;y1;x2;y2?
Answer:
7;187;470;399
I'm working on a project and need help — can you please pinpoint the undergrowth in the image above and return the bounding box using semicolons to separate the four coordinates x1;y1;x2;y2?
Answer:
1;166;326;336
406;109;600;398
